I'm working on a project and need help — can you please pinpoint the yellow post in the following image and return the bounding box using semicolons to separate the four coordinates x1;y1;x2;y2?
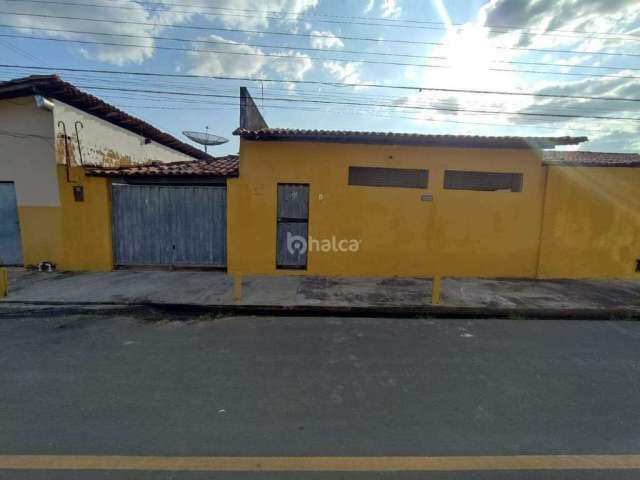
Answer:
431;275;441;305
0;268;7;298
233;273;242;302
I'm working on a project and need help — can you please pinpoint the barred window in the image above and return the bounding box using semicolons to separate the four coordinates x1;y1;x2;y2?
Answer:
444;170;523;192
348;166;428;189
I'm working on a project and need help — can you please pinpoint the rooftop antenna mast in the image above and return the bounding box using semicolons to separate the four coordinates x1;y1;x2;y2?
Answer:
183;126;228;154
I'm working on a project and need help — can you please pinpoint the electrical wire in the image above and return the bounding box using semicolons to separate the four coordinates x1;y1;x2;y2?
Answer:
2;33;638;80
3;0;640;41
1;23;637;72
3;64;639;103
28;81;640;121
1;9;638;57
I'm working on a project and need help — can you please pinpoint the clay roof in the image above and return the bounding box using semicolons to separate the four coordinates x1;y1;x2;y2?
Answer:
234;127;587;149
543;151;640;167
85;155;239;177
0;75;216;161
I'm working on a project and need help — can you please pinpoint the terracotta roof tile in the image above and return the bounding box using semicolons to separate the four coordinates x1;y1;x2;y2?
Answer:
543;151;640;167
234;127;587;149
85;155;239;177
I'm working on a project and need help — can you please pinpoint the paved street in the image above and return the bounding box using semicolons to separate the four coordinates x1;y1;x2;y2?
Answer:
1;312;640;479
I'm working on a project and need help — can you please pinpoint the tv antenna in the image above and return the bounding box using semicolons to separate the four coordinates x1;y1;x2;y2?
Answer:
183;126;228;153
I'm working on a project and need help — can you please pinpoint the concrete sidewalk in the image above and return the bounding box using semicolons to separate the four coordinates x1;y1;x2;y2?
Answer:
2;268;640;318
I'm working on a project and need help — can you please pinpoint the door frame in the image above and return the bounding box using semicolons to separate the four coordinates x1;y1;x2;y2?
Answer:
276;183;310;270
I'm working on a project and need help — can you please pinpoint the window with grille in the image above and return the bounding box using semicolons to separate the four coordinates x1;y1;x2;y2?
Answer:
443;170;523;192
348;166;428;189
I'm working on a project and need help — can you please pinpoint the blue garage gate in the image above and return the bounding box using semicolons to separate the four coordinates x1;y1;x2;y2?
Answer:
0;182;23;266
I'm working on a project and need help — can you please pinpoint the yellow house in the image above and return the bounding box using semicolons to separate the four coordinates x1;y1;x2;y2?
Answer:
228;90;639;280
2;77;639;280
0;75;227;271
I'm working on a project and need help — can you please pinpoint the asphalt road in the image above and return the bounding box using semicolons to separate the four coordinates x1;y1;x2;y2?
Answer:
1;312;640;479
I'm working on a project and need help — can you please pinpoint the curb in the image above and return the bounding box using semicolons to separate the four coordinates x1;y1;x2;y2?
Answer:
1;300;639;320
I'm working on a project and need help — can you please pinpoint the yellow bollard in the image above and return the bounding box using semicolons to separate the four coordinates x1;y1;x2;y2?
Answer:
431;275;441;305
0;268;7;298
233;273;242;302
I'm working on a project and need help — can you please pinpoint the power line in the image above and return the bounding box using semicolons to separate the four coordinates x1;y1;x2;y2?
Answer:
4;64;639;102
4;0;640;41
31;82;640;121
67;89;630;134
109;102;623;135
30;76;631;118
0;38;44;65
128;0;640;38
1;9;639;58
1;23;638;72
21;0;631;39
18;69;633;117
0;70;631;132
3;33;639;80
0;68;633;124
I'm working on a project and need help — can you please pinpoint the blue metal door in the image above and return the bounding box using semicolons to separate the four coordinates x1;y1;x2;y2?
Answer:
0;182;23;266
112;184;227;267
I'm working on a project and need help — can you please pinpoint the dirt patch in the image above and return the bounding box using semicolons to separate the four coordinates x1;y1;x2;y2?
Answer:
379;277;420;287
299;276;342;301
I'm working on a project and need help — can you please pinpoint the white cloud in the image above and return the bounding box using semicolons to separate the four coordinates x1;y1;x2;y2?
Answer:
322;61;363;84
481;0;639;35
467;0;640;151
380;0;402;18
188;35;312;81
363;0;401;18
272;51;313;80
0;0;319;65
478;0;640;54
310;31;344;49
188;35;267;77
397;0;640;151
510;74;640;123
0;0;158;65
198;0;318;29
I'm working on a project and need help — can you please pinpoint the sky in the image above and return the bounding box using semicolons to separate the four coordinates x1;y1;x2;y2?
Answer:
0;0;638;156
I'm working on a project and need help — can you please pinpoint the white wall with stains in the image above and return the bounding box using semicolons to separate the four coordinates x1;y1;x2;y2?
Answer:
53;100;200;167
0;97;58;207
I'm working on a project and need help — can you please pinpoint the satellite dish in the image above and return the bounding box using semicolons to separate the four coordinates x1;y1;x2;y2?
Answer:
183;127;228;153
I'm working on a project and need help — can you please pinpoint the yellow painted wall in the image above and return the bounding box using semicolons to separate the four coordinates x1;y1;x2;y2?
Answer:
7;167;112;271
16;206;63;267
55;166;113;271
538;166;640;279
228;140;546;277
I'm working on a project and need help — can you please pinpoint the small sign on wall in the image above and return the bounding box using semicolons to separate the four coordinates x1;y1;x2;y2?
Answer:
73;186;84;202
420;194;433;202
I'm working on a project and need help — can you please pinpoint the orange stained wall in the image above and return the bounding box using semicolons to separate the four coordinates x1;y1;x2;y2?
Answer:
227;140;547;277
538;165;640;279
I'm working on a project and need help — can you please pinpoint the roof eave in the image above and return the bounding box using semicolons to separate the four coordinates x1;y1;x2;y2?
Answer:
0;76;214;162
234;130;587;149
543;161;640;167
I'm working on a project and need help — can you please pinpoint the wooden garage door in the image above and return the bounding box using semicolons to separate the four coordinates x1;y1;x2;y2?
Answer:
112;184;227;267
